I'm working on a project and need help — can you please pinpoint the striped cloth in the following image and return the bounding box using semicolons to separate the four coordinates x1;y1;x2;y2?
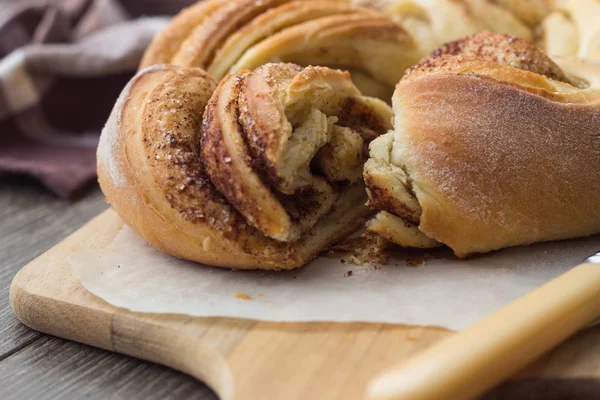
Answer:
0;0;196;197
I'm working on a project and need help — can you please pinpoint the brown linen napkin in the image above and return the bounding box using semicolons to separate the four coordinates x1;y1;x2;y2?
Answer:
0;0;185;198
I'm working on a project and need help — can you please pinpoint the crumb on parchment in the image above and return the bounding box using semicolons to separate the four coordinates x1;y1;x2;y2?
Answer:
326;231;454;269
327;231;391;266
344;271;353;278
235;290;252;300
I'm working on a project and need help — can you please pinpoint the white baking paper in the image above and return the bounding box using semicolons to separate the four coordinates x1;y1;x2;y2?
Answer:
69;227;600;331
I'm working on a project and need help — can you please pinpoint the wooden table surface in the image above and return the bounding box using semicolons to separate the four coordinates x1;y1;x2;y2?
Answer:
0;177;217;400
4;177;600;400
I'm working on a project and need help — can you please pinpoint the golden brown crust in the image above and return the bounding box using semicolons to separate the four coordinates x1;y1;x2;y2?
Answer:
98;65;278;269
425;31;569;83
395;73;600;256
228;14;419;90
140;0;421;101
98;63;391;269
207;1;370;78
170;0;293;69
401;33;598;104
365;32;600;257
139;0;229;69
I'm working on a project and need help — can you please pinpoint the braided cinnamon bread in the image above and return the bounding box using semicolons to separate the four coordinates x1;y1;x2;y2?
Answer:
98;63;392;269
139;0;421;100
364;32;600;257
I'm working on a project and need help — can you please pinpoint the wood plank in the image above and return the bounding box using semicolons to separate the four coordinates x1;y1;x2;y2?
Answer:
10;208;600;400
0;336;217;400
0;177;215;399
0;177;106;356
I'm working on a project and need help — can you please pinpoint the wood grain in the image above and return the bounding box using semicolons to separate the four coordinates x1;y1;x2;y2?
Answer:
0;178;106;356
9;206;600;400
0;178;216;399
0;336;216;400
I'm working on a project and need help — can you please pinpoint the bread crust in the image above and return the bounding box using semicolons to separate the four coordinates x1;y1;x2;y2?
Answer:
139;0;229;68
207;1;370;78
139;0;420;100
365;32;600;257
395;72;600;256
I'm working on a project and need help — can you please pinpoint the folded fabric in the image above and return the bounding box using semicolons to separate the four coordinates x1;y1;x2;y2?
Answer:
0;0;174;197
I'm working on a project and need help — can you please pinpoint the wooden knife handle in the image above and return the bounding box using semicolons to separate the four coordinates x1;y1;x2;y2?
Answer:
368;262;600;400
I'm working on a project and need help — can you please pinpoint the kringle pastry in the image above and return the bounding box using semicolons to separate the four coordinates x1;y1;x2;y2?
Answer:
139;0;421;100
364;32;600;257
97;63;393;270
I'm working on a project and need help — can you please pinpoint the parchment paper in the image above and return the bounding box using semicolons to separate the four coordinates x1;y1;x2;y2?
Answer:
69;227;600;331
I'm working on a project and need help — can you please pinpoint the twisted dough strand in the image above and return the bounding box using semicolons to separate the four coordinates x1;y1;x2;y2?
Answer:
364;32;600;256
98;63;392;269
202;64;392;241
171;0;297;69
142;0;600;103
139;0;230;68
207;1;373;79
140;0;420;100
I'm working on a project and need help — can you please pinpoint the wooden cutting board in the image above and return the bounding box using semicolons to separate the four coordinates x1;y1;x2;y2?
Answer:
9;209;600;400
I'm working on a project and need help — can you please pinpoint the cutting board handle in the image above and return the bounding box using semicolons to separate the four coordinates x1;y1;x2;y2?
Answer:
111;313;233;399
368;262;600;400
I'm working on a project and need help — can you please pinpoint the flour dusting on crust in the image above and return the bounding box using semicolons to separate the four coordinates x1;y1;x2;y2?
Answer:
97;65;168;188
